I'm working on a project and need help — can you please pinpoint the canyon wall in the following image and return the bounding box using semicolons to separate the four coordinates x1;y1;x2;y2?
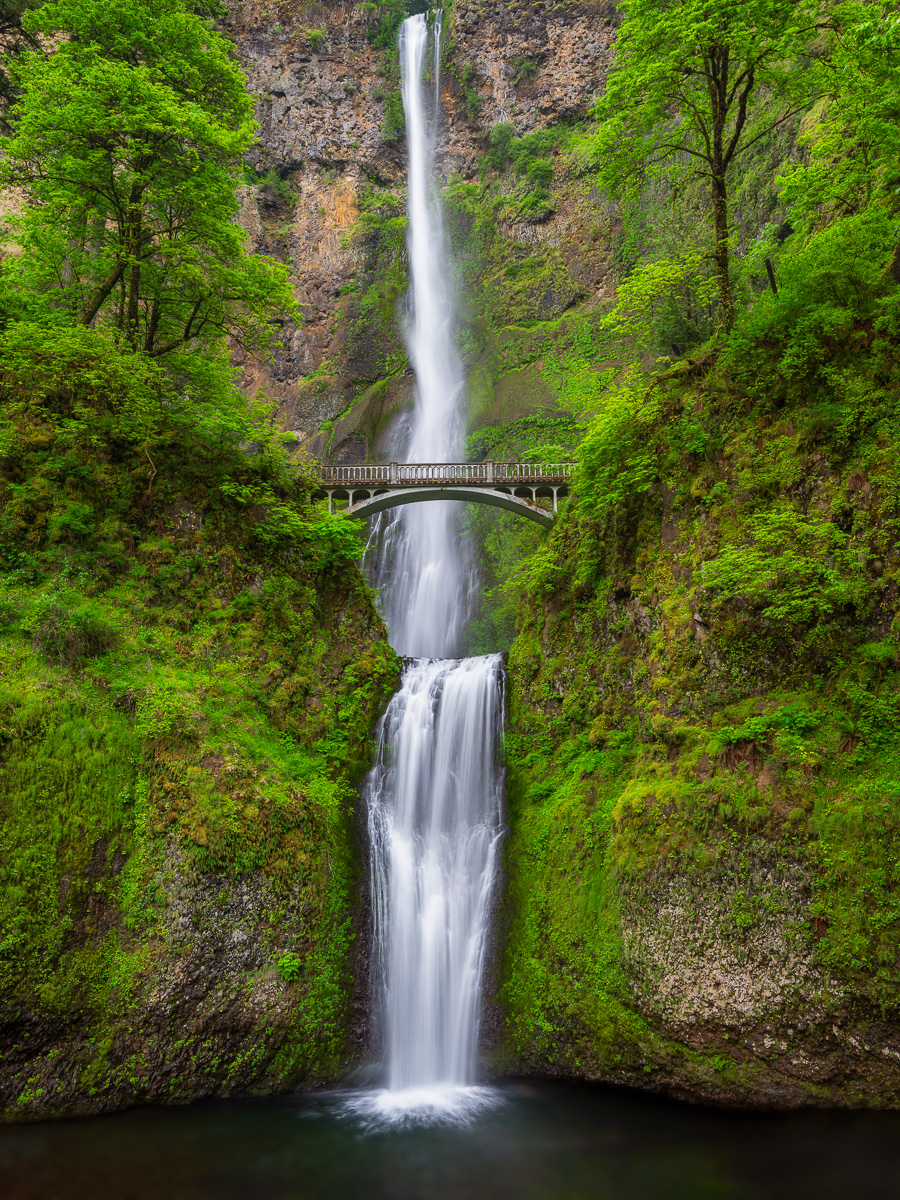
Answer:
222;0;618;462
4;0;900;1121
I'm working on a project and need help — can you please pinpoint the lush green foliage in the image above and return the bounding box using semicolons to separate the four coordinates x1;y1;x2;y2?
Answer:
499;221;900;1079
575;369;661;515
482;122;568;219
498;734;665;1079
489;7;900;1076
780;3;900;230
363;0;408;51
0;0;295;362
0;319;397;1114
724;209;900;394
587;0;823;327
0;0;41;116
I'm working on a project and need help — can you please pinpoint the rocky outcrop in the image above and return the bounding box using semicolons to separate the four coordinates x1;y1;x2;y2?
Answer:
493;338;900;1106
223;0;619;458
614;862;900;1108
1;846;370;1120
450;0;615;134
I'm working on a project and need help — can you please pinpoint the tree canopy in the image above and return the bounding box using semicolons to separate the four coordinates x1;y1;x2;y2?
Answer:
780;3;900;235
0;0;42;119
590;0;824;329
0;0;294;361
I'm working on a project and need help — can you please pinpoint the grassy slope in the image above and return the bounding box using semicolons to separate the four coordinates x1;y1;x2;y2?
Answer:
0;326;398;1120
493;220;900;1105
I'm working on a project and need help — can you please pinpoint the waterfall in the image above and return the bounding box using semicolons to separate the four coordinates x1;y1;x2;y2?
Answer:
356;13;506;1122
365;11;472;659
366;656;505;1105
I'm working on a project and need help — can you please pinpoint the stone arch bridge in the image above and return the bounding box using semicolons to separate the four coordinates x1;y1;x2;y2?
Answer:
315;461;573;529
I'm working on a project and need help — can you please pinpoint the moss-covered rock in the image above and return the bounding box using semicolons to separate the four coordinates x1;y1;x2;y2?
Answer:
493;265;900;1106
0;326;399;1122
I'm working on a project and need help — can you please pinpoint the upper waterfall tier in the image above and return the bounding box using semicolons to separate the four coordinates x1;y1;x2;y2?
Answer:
363;12;474;658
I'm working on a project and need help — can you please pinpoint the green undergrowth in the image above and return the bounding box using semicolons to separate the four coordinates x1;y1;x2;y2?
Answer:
497;726;778;1093
481;122;572;222
343;188;409;382
499;213;900;1085
0;324;399;1111
445;169;598;331
498;732;656;1074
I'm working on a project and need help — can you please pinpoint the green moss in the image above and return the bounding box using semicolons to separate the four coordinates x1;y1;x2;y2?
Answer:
497;238;900;1096
497;735;658;1074
0;325;399;1119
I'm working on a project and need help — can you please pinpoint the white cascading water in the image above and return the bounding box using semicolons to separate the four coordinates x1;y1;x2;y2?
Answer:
358;13;505;1122
365;12;471;659
366;655;504;1111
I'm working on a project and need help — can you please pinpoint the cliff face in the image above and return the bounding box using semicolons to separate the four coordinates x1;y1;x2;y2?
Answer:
0;326;398;1122
491;299;900;1105
221;0;618;459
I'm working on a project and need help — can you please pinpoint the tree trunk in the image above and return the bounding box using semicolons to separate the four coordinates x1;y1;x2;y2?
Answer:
711;173;734;332
123;180;143;348
80;260;126;327
144;297;161;355
703;41;742;334
125;260;141;349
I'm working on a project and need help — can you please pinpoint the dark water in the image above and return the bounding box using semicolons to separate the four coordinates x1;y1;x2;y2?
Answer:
2;1080;899;1200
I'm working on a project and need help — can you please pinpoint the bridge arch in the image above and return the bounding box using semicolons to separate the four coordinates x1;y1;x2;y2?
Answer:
315;461;573;529
332;485;557;528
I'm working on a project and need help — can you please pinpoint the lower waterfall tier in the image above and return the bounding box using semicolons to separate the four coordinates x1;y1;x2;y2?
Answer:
365;655;505;1095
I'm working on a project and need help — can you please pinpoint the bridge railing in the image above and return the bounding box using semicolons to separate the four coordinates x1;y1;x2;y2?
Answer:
493;462;574;483
318;461;574;486
318;464;393;485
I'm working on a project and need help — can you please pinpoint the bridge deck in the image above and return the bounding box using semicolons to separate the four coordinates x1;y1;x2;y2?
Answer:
314;461;574;527
317;461;573;487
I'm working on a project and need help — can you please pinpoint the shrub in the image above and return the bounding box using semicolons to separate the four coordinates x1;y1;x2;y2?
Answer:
383;90;405;142
701;506;860;651
575;368;662;515
255;168;297;207
365;0;406;50
459;62;482;120
277;951;303;981
725;209;899;390
483;124;563;218
486;121;516;170
28;599;116;667
133;683;197;745
511;55;538;86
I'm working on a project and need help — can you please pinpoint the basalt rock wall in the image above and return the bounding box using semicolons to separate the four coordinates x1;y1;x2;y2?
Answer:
223;0;618;459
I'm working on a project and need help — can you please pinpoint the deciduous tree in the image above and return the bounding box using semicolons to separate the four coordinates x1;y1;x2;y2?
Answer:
0;0;41;120
0;0;295;360
591;0;824;330
780;3;900;236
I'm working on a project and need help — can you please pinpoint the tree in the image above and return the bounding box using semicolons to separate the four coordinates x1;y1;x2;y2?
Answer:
591;0;824;330
779;3;900;236
0;0;295;360
0;0;42;121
